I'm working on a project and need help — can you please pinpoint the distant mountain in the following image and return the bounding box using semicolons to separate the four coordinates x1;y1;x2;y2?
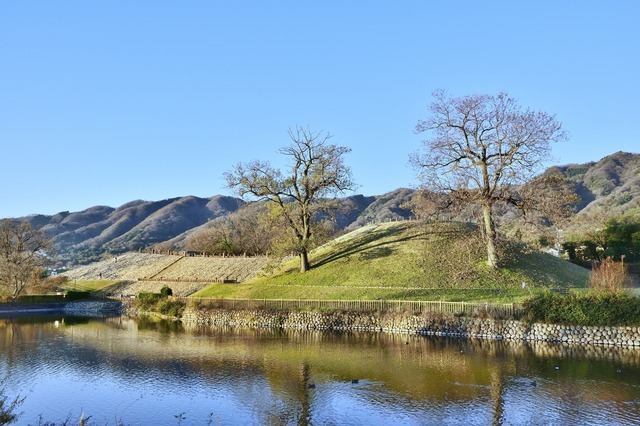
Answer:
8;151;639;266
345;188;415;230
15;191;416;266
551;151;640;218
20;195;246;265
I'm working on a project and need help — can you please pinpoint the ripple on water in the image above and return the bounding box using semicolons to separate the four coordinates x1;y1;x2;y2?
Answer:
501;376;640;425
3;317;640;426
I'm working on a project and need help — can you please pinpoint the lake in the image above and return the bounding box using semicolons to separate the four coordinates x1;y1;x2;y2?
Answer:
1;315;639;425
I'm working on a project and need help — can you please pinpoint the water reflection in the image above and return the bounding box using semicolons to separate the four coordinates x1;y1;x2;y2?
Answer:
0;315;639;425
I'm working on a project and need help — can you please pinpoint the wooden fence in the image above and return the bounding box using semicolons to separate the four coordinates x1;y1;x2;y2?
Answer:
177;297;523;317
138;277;237;284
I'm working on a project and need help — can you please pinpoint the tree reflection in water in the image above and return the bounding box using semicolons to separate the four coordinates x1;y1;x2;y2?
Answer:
0;316;638;425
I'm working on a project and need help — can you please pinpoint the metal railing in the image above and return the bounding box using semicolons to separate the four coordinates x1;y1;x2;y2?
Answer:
178;297;522;316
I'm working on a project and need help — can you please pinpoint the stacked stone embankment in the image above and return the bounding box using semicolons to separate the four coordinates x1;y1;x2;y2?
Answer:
0;300;125;316
182;307;640;348
63;300;124;315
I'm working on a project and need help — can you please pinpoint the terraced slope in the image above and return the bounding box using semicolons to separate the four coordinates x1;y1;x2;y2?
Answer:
65;253;181;280
146;256;271;283
65;251;272;296
66;252;270;283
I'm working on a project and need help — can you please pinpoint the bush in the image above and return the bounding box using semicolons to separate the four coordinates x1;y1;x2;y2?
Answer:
44;275;71;288
472;303;507;320
138;292;164;301
15;294;66;303
64;290;91;301
522;291;640;326
590;257;629;293
13;291;90;303
160;286;173;297
135;293;185;318
155;299;186;317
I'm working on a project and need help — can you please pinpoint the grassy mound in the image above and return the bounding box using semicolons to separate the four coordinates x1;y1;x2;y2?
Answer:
193;221;589;302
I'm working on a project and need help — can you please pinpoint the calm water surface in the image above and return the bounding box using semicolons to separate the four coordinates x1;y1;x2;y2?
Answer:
1;315;639;425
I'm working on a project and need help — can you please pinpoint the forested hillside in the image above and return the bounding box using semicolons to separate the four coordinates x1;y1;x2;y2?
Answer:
552;151;640;217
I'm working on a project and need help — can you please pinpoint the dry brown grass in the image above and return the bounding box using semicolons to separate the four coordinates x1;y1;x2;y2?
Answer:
64;252;271;298
65;253;180;280
151;256;270;282
65;253;270;283
589;257;630;293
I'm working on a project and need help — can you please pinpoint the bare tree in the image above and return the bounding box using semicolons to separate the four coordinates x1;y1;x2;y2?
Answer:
186;206;274;256
225;126;356;272
185;218;240;255
0;220;52;300
411;91;570;268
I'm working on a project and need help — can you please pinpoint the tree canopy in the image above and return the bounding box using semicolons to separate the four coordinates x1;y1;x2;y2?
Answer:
411;90;572;268
0;219;52;300
564;218;640;264
225;126;356;272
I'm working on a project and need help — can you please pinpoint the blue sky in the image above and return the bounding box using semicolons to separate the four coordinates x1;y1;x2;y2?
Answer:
1;1;638;218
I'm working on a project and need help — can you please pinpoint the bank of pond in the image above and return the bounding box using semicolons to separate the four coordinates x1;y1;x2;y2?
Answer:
4;290;640;348
1;314;639;425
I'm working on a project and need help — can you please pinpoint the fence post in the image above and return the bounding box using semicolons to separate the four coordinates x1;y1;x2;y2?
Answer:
185;297;519;317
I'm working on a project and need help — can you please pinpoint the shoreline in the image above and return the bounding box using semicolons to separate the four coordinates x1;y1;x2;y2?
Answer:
0;300;124;317
3;300;640;349
180;305;640;349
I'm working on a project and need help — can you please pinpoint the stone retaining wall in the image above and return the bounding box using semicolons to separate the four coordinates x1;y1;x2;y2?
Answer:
182;307;640;348
0;300;125;316
62;300;124;315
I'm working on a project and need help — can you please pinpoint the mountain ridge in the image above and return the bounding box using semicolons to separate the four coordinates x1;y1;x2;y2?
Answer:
8;152;639;265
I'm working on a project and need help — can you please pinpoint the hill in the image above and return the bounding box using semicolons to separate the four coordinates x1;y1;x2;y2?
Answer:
17;190;417;266
6;152;639;266
192;221;590;301
24;195;246;265
553;151;640;218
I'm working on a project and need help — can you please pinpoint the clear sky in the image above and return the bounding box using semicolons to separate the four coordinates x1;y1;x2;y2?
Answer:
1;1;638;218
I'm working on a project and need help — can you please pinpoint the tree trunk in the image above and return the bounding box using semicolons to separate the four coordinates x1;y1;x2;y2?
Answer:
299;249;311;273
482;202;499;268
298;217;312;273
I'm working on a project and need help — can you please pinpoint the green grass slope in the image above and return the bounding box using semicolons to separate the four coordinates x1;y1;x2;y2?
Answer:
193;221;590;302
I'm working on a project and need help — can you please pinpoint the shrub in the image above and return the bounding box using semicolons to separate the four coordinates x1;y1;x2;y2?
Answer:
64;290;91;301
522;291;640;326
138;292;164;301
135;298;156;312
160;286;173;297
589;257;629;293
44;275;71;288
135;294;185;318
15;294;66;303
155;299;186;317
472;303;507;320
